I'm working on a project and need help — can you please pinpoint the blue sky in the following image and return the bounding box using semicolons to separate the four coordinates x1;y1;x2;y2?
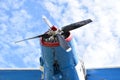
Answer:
0;0;120;69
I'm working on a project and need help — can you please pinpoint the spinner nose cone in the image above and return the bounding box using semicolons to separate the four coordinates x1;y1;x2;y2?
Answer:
51;26;57;31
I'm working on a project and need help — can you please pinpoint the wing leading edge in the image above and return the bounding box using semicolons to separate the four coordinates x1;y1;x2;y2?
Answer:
0;68;120;80
86;67;120;80
0;69;42;80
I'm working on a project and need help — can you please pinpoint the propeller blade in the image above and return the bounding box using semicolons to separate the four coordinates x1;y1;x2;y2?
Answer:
61;19;92;32
56;34;71;52
15;34;50;43
42;15;53;28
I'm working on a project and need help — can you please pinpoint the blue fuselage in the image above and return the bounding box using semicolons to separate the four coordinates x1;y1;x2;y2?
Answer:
40;35;80;80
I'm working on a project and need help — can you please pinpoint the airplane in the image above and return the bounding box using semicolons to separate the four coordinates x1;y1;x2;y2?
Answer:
0;16;120;80
15;16;92;80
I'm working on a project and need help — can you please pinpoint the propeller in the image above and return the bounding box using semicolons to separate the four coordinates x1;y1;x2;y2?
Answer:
61;19;92;32
15;16;92;52
42;16;71;52
15;34;50;43
42;15;53;28
56;34;71;52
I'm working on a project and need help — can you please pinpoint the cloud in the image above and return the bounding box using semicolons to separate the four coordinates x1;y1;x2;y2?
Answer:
42;0;120;68
0;0;42;68
0;0;25;10
0;24;7;34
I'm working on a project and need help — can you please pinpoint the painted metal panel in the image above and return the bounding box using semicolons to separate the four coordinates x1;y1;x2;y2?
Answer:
87;68;120;80
41;38;80;80
0;69;42;80
0;68;120;80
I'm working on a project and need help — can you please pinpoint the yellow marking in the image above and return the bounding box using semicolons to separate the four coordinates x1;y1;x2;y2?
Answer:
40;66;44;72
40;66;44;79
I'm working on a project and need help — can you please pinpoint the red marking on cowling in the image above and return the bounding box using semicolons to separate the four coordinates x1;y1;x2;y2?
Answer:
40;32;72;47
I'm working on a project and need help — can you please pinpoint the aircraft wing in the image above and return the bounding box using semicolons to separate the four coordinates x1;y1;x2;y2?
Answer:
0;69;42;80
0;68;120;80
86;67;120;80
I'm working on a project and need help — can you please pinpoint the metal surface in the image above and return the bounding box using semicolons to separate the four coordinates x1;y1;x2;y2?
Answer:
0;69;42;80
0;68;120;80
87;68;120;80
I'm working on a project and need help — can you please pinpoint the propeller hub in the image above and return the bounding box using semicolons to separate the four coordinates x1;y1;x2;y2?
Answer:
51;26;57;31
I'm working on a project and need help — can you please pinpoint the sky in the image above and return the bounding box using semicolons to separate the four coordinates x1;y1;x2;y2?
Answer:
0;0;120;69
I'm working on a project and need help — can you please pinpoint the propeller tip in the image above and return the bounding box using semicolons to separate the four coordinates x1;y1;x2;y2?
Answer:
42;15;52;28
66;47;72;52
42;15;46;19
88;19;93;22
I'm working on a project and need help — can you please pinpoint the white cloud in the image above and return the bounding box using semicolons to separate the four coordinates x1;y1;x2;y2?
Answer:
83;38;120;68
22;48;41;67
0;0;42;68
0;23;7;34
